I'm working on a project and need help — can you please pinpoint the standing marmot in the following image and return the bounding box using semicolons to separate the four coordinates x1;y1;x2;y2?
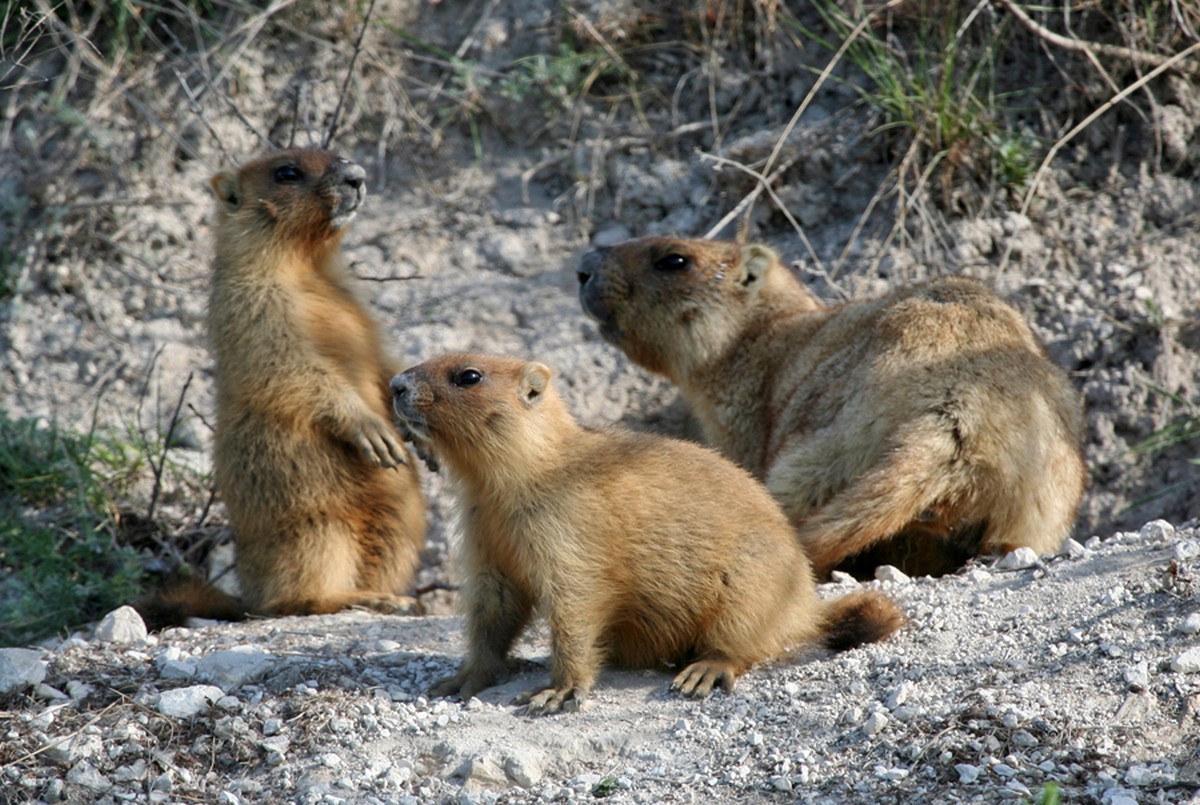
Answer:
577;237;1086;578
391;353;904;714
203;148;425;616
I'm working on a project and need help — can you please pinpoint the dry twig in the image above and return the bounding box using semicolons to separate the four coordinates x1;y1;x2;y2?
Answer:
998;39;1200;272
703;0;907;242
996;0;1200;76
324;0;379;148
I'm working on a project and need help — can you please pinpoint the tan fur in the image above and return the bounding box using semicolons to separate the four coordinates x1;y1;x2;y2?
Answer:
578;236;1086;579
391;354;904;714
204;148;425;616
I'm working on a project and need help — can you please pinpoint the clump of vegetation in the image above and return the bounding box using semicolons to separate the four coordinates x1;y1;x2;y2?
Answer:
0;413;147;646
797;0;1036;212
1130;384;1200;512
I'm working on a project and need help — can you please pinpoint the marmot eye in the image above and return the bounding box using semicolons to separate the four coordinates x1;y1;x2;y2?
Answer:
272;165;304;183
654;253;689;271
454;368;483;387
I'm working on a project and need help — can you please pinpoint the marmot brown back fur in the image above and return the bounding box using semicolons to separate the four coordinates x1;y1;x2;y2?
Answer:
578;237;1086;579
199;148;425;617
391;353;904;714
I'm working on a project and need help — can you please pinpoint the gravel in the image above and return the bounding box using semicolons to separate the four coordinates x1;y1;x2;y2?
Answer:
1;520;1197;803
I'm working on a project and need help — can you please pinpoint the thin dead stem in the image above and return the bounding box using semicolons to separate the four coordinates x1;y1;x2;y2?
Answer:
146;372;195;524
0;702;123;771
997;0;1200;76
324;0;379;148
699;151;825;273
704;0;907;243
413;0;502;125
998;39;1200;273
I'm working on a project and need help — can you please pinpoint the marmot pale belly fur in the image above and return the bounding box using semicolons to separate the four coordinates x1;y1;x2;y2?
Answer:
577;237;1086;579
202;148;425;616
390;354;904;714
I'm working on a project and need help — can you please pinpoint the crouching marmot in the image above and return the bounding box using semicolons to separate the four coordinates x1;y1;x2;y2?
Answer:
139;148;426;626
391;353;904;714
577;237;1086;579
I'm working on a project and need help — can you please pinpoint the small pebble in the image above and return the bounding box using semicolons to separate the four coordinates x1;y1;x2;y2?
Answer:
995;547;1039;570
1124;765;1157;786
66;760;111;792
862;712;888;735
157;685;225;718
66;680;94;700
0;649;48;695
1174;540;1200;560
1139;520;1174;542
886;681;914;710
955;764;982;783
1104;788;1139;805
1005;780;1032;797
874;565;910;583
1011;730;1038;747
1178;613;1200;635
94;607;147;644
874;767;908;781
1171;647;1200;674
1061;538;1088;558
1123;661;1150;691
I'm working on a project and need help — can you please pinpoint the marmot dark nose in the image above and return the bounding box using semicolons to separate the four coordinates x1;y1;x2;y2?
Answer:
389;374;409;398
339;161;367;192
577;247;608;286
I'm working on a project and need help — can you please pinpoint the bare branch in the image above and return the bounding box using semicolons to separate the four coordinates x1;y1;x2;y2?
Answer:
325;0;380;148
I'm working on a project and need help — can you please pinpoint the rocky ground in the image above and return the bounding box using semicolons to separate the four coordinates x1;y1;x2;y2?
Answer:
2;521;1200;803
1;0;1199;802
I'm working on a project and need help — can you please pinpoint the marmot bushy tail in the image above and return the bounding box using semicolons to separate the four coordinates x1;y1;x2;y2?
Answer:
820;589;908;652
391;353;904;714
578;236;1086;579
137;148;426;627
135;577;246;630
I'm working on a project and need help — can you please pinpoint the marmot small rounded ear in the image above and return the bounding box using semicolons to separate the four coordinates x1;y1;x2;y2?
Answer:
211;172;242;212
739;244;777;288
519;362;552;404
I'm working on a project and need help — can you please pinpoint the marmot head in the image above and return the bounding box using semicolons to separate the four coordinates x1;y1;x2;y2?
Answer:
391;354;560;477
210;148;366;248
577;237;783;379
